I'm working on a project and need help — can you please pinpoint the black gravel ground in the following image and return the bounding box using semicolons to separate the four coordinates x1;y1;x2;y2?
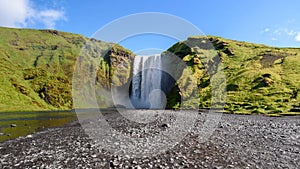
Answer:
0;110;299;169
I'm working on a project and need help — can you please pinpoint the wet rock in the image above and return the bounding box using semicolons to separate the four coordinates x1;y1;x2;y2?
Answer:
10;124;17;127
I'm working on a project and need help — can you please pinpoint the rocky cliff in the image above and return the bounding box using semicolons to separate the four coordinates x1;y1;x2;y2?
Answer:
166;36;300;115
0;27;134;111
1;27;300;115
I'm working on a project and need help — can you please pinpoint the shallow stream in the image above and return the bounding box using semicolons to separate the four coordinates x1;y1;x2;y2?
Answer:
0;111;76;142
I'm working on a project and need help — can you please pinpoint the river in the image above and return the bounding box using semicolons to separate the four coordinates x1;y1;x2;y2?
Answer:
0;111;76;142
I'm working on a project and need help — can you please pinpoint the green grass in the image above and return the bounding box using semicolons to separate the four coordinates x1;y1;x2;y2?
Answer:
1;27;300;116
165;36;300;115
0;27;134;112
0;27;85;111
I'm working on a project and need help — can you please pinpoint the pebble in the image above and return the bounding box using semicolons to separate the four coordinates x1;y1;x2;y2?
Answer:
0;111;299;168
10;124;17;127
26;135;33;138
213;166;222;169
161;123;170;128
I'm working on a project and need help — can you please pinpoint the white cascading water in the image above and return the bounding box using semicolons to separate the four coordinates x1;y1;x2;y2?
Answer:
130;55;166;109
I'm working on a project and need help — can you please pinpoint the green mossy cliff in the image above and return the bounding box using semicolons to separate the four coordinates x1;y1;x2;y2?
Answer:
0;27;134;112
165;36;300;115
1;27;300;115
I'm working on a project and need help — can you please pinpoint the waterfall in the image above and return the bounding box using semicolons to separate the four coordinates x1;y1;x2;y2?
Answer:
130;55;166;109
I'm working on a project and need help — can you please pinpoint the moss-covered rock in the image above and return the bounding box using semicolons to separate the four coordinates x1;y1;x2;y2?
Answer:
109;45;135;87
1;26;300;115
0;27;134;112
165;35;300;115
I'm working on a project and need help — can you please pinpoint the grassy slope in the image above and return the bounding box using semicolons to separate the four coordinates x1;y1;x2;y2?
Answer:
0;27;85;111
166;36;300;116
0;27;135;112
1;27;300;115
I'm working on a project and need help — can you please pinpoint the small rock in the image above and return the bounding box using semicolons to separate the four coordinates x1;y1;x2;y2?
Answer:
26;134;33;138
113;161;119;166
10;124;17;127
213;166;223;169
161;123;170;128
110;160;119;167
0;133;4;136
226;123;231;127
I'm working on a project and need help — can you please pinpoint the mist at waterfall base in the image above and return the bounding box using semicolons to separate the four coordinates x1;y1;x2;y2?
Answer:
129;55;175;109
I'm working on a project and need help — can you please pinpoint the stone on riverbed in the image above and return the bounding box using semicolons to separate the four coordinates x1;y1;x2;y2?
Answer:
26;135;33;138
10;124;17;127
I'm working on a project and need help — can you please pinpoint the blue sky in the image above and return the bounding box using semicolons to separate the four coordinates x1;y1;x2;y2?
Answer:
1;0;300;52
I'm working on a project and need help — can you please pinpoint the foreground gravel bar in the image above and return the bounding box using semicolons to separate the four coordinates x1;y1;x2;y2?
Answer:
0;110;299;169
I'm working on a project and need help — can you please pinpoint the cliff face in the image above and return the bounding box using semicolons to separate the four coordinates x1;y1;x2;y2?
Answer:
0;27;134;111
166;36;300;115
1;26;300;115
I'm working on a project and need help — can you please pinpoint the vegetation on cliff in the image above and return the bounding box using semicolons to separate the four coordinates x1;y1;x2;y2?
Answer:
1;26;300;116
166;36;300;116
0;27;134;112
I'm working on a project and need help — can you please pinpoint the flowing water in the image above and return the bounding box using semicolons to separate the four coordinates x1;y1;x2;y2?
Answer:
130;55;167;109
0;111;76;142
0;55;172;142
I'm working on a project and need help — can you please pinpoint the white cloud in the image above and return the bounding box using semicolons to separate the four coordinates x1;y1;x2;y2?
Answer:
0;0;65;29
295;33;300;42
263;27;300;42
37;10;65;29
271;37;277;41
261;28;270;33
271;28;297;36
0;0;32;27
273;29;281;35
284;29;296;36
